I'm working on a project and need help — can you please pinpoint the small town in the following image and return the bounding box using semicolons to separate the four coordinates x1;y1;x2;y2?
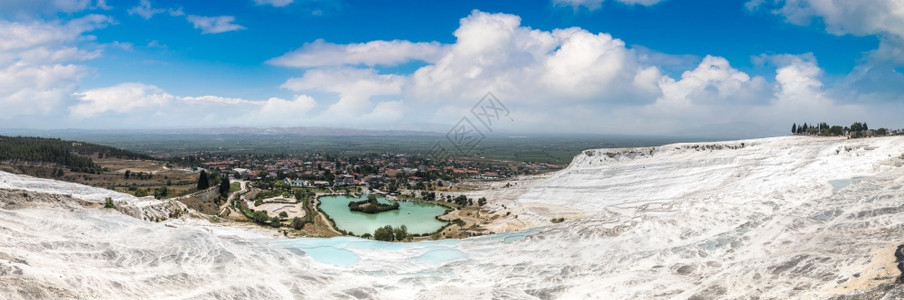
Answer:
188;152;563;194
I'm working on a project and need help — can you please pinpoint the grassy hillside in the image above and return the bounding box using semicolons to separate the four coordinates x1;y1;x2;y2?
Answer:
0;135;154;173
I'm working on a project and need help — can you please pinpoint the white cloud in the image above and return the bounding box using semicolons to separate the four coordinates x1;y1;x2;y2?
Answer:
541;28;632;98
126;2;246;37
748;0;904;113
182;95;253;105
94;0;111;10
282;68;404;116
553;0;665;11
263;10;898;134
168;7;185;17
750;0;904;38
0;0;109;16
407;10;650;111
650;55;768;110
0;15;111;119
17;46;101;63
254;0;294;7
0;14;111;53
4;9;895;134
0;63;86;117
186;15;245;34
748;0;904;65
67;82;325;127
748;54;870;126
127;0;164;20
268;39;445;67
71;83;174;118
363;100;404;121
247;95;318;121
770;55;831;108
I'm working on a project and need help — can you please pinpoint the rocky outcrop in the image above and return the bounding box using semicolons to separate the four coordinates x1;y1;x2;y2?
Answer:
0;189;96;209
0;188;189;223
114;200;189;222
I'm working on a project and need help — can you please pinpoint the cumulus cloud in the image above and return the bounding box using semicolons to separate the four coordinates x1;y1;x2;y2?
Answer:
263;10;898;134
363;100;404;120
5;9;895;134
406;10;653;114
254;0;294;7
21;9;866;134
246;95;318;121
649;55;768;110
186;15;245;34
553;0;665;11
127;0;164;20
268;39;445;67
0;15;112;119
748;0;904;110
0;14;111;53
0;0;109;16
271;10;667;130
69;82;322;127
282;68;405;116
749;0;904;38
71;83;174;118
748;54;869;126
748;0;904;66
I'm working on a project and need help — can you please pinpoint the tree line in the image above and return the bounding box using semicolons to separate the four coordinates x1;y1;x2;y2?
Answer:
348;194;399;214
372;225;408;241
791;122;892;138
0;135;154;174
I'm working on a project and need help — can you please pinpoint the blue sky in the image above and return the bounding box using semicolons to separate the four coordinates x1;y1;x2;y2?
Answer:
1;0;902;135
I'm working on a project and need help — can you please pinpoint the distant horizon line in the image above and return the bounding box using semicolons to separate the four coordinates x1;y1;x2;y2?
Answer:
0;126;783;141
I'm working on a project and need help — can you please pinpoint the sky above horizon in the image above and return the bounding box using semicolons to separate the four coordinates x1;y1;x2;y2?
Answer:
1;0;903;136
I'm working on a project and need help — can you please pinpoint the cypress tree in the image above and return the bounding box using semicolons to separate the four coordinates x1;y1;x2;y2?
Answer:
197;170;209;190
219;174;230;197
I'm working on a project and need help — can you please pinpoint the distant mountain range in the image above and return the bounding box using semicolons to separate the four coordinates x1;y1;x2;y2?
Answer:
0;127;443;138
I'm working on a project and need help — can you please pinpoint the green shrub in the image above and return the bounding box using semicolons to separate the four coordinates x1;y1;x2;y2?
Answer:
291;217;305;230
252;210;269;224
103;197;116;209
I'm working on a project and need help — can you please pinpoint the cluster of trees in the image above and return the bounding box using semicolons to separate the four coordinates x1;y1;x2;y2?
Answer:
0;136;153;174
251;210;282;228
130;186;169;199
196;170;231;196
792;122;888;137
153;186;169;199
449;195;485;206
0;136;102;173
348;194;399;214
373;225;408;241
68;140;153;160
415;191;487;207
123;170;153;180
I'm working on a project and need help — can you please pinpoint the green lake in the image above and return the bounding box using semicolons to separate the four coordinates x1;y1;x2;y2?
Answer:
318;194;449;236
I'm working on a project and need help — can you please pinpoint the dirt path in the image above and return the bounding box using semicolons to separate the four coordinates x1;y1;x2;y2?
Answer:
217;180;248;218
312;197;341;235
